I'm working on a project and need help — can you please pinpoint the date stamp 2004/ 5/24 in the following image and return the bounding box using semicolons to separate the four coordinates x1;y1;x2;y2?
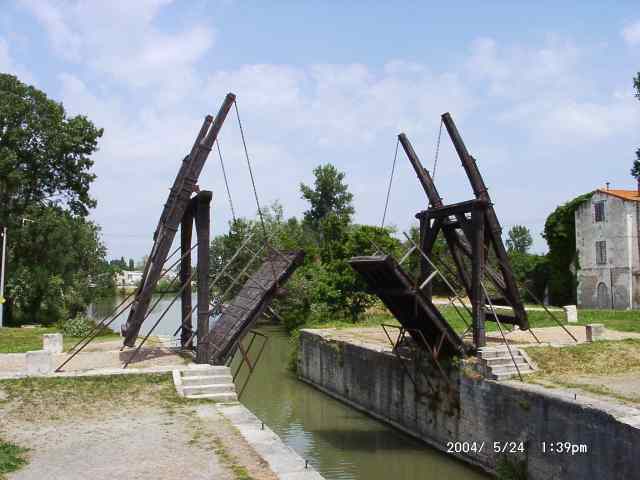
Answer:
447;441;589;456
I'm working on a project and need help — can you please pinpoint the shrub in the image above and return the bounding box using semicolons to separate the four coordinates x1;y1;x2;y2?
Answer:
59;315;97;337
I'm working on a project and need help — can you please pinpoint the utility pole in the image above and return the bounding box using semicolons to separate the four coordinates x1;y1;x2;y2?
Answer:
0;226;7;327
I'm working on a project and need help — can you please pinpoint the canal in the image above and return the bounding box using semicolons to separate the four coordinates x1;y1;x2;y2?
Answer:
91;297;489;479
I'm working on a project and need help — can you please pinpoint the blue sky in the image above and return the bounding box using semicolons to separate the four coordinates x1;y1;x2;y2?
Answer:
1;1;639;259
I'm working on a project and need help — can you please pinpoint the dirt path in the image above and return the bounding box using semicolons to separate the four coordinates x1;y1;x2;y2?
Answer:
5;407;230;480
0;375;277;480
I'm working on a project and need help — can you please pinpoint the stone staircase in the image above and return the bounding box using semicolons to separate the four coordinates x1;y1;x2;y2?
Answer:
173;365;238;401
478;346;536;381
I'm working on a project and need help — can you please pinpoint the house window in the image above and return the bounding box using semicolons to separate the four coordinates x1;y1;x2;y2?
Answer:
595;241;607;265
594;201;605;222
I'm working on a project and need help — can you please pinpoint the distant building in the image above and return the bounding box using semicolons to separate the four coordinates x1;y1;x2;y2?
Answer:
115;270;143;287
575;188;640;309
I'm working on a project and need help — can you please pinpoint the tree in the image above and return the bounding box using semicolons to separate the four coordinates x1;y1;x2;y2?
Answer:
5;206;111;325
128;258;135;270
506;225;533;254
300;164;354;231
543;193;592;305
0;74;103;224
0;74;105;324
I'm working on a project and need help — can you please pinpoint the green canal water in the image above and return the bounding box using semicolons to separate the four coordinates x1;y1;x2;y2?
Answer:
91;297;489;479
233;325;489;480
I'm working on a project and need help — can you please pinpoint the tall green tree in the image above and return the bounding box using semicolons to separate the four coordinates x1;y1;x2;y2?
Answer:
0;74;103;223
506;225;533;254
300;164;354;231
7;206;111;325
0;74;106;324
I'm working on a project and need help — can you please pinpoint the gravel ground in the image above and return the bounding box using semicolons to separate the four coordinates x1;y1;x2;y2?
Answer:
306;325;640;350
0;375;277;480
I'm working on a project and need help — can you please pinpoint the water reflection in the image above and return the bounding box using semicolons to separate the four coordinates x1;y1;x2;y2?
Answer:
234;325;489;480
88;293;196;337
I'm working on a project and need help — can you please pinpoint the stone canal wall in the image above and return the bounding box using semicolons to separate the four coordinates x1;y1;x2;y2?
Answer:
297;329;640;479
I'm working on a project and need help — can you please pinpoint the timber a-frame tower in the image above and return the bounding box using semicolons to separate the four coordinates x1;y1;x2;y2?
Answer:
351;112;529;364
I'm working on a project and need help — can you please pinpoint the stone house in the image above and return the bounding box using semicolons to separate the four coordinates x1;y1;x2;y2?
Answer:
575;188;640;309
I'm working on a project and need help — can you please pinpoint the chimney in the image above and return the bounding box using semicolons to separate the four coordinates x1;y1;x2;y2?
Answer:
605;182;610;191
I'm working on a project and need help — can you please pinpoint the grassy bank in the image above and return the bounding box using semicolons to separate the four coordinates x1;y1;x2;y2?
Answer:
0;373;182;420
298;306;639;335
0;439;28;480
0;327;119;354
523;339;640;403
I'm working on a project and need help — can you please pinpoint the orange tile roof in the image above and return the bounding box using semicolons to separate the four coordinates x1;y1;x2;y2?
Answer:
597;188;640;202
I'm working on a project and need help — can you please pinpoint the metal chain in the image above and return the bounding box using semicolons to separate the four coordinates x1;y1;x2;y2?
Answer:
233;100;278;284
432;118;443;180
381;137;400;229
215;138;237;222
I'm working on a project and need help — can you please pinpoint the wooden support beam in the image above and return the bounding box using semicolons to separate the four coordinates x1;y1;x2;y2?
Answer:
471;206;486;348
195;191;212;363
423;199;488;219
180;199;194;349
441;112;528;330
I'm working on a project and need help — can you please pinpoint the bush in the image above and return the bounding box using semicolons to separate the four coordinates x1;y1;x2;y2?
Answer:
59;315;97;337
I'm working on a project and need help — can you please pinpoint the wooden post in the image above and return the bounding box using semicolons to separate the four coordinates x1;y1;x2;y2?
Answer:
195;191;212;363
180;202;194;349
441;112;528;330
471;205;486;349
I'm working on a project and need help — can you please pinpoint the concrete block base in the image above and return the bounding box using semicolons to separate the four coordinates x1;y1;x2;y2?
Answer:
563;305;578;323
586;323;605;342
43;333;63;354
26;350;52;375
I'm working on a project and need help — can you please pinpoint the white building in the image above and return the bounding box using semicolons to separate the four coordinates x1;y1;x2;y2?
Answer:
575;188;640;309
115;270;144;287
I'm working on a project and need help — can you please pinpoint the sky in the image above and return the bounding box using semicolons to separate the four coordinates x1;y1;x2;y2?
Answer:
1;0;639;259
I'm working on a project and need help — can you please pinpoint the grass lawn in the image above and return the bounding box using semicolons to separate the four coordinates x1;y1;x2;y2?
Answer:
525;339;640;377
311;305;639;336
0;327;119;354
0;439;28;480
522;339;640;403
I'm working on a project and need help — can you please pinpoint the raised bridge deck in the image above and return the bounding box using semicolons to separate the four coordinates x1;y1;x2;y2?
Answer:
349;255;465;358
204;250;304;365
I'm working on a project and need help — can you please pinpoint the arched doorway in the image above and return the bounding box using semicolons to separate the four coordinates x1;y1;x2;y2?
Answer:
596;282;610;309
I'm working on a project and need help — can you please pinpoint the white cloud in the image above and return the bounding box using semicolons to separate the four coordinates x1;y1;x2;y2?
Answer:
622;20;640;46
20;0;214;102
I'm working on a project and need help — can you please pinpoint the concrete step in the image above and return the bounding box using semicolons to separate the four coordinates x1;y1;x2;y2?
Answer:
485;357;530;367
182;374;233;386
182;366;231;377
478;348;525;360
183;383;236;396
490;370;534;381
490;365;534;376
185;392;238;402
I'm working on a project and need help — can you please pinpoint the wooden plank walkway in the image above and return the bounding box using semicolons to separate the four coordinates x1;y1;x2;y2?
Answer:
204;250;304;365
349;255;465;358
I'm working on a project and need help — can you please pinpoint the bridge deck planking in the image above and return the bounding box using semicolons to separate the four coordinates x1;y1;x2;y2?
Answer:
205;250;304;365
349;255;465;358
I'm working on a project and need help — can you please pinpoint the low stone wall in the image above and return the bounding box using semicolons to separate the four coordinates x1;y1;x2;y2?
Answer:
298;329;640;479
